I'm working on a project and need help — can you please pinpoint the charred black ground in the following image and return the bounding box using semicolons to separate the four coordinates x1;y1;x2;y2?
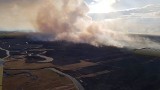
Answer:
1;32;160;90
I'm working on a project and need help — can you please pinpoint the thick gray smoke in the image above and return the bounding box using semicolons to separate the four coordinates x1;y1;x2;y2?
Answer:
35;0;160;49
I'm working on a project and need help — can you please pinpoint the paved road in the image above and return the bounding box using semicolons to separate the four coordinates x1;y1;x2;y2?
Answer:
0;47;6;90
37;54;53;63
35;52;84;90
0;47;10;59
50;68;85;90
0;59;3;90
0;46;84;90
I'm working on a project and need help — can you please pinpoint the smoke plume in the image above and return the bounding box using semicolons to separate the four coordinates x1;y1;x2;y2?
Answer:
35;0;160;49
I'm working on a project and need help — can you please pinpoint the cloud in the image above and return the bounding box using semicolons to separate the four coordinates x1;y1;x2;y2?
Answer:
89;4;160;35
88;0;117;13
102;18;160;34
112;0;160;9
89;4;160;18
125;4;160;16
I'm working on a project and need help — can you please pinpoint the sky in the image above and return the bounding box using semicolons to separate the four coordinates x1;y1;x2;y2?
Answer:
86;0;160;12
87;0;160;34
0;0;159;35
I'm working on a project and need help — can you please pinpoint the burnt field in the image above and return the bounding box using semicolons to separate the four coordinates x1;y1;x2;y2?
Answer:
1;33;160;90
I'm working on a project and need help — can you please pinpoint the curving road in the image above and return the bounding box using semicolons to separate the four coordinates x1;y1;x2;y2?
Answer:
0;47;7;90
37;53;84;90
49;68;84;90
0;46;84;90
0;47;10;59
37;54;54;63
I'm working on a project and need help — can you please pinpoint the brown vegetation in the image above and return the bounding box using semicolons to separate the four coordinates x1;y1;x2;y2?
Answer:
3;69;76;90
